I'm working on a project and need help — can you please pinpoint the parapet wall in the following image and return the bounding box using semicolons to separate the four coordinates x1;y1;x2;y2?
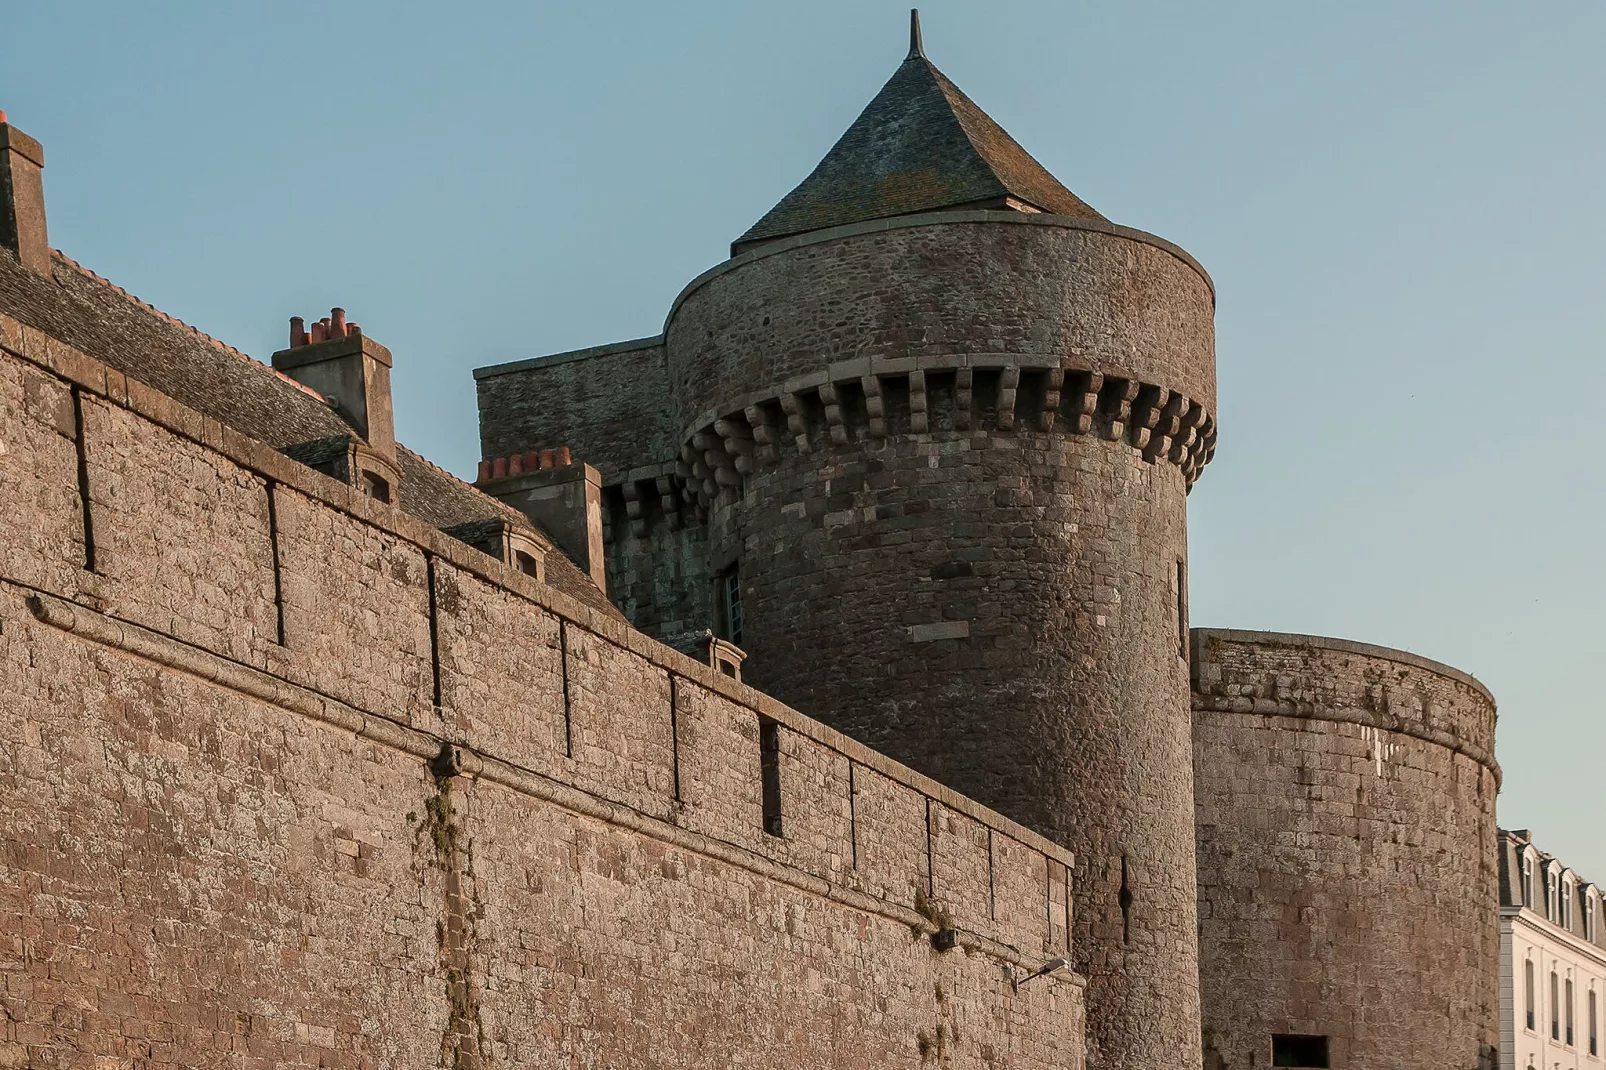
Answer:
1191;628;1500;1070
0;318;1083;1068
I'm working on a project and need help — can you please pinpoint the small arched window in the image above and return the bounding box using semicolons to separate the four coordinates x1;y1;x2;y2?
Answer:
1523;853;1536;908
1563;879;1574;930
514;549;540;577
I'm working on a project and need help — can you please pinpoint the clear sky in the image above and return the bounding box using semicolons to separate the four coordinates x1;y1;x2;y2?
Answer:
7;2;1604;875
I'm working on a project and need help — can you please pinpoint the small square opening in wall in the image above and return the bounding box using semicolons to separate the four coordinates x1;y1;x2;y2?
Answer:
1271;1034;1329;1068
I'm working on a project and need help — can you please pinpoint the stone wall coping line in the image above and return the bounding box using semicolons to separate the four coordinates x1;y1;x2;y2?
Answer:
472;334;665;380
663;211;1214;329
1190;694;1502;786
1191;627;1497;710
22;584;1082;977
0;317;1072;866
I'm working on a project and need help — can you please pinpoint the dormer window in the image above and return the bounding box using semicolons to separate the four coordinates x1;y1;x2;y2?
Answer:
1562;877;1574;930
1587;891;1599;942
1548;866;1561;922
1523;853;1536;908
514;550;540;577
361;469;391;503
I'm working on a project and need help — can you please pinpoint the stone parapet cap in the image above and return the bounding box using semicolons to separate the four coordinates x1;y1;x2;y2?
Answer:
0;122;44;166
473;334;663;380
666;210;1214;328
1191;627;1494;708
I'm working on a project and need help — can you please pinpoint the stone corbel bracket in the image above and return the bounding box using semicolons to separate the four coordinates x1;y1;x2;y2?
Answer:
672;358;1215;513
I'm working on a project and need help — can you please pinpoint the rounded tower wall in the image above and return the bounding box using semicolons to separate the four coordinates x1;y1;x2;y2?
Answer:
665;214;1217;1070
1191;629;1501;1070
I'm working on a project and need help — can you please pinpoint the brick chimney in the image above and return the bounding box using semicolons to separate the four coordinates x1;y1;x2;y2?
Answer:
0;111;50;275
271;309;396;458
476;449;606;594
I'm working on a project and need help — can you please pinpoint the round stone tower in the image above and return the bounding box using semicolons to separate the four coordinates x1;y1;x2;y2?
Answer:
1191;629;1501;1070
662;20;1217;1069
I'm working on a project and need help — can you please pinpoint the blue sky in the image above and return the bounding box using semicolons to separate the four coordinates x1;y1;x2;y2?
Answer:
7;2;1604;875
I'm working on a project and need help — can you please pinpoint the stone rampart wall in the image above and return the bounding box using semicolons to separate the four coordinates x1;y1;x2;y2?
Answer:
1191;628;1500;1070
0;320;1083;1069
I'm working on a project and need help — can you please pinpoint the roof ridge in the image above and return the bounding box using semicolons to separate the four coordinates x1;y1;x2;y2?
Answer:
52;250;332;404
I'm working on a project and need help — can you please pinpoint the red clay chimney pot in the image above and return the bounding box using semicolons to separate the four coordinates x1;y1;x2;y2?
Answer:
290;316;306;348
492;456;508;479
476;460;491;483
554;446;572;466
539;448;555;469
508;453;524;476
330;308;347;337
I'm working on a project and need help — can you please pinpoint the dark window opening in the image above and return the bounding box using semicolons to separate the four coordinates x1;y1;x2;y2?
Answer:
1553;971;1561;1040
718;565;744;646
1589;989;1597;1055
361;470;391;503
718;659;737;678
759;716;782;837
1271;1034;1329;1068
1175;559;1187;659
1526;959;1536;1031
513;550;540;577
1567;978;1575;1046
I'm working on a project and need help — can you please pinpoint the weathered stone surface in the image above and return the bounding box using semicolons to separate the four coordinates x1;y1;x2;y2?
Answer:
0;336;1085;1069
1192;629;1501;1070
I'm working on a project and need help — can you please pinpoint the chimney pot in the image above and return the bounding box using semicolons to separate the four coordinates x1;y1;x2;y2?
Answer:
554;446;572;466
508;453;524;476
330;307;347;337
539;448;555;469
523;451;539;471
290;316;306;348
0;111;8;124
477;460;492;483
348;323;361;338
492;456;509;479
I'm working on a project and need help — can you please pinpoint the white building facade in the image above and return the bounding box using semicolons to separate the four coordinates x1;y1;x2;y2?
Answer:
1501;830;1606;1070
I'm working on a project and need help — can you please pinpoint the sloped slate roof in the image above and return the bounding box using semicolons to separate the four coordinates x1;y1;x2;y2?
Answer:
0;246;621;618
736;51;1103;250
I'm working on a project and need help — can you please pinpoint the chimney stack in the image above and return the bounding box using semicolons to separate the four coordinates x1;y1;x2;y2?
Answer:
271;308;395;458
0;111;50;275
477;449;606;594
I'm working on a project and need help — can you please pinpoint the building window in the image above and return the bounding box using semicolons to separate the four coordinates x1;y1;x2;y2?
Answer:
1270;1034;1329;1068
1563;881;1574;930
1524;854;1536;908
717;565;744;646
1553;970;1562;1040
360;469;391;503
1590;989;1598;1056
1568;977;1576;1046
1526;959;1536;1031
513;549;540;577
1550;871;1561;922
1588;893;1599;941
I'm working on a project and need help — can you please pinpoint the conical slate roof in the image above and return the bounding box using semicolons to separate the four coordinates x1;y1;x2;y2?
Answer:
735;14;1103;251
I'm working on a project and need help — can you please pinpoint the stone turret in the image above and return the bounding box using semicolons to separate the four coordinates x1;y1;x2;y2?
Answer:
477;14;1216;1069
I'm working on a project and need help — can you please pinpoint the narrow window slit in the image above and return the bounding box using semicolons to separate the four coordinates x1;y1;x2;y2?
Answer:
847;762;858;870
759;716;782;836
986;829;996;921
924;797;935;898
668;672;681;802
71;386;95;571
266;482;286;645
425;556;442;709
1119;855;1133;946
560;619;573;758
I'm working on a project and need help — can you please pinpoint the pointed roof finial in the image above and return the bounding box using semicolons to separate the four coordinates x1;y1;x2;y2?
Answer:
908;9;925;60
